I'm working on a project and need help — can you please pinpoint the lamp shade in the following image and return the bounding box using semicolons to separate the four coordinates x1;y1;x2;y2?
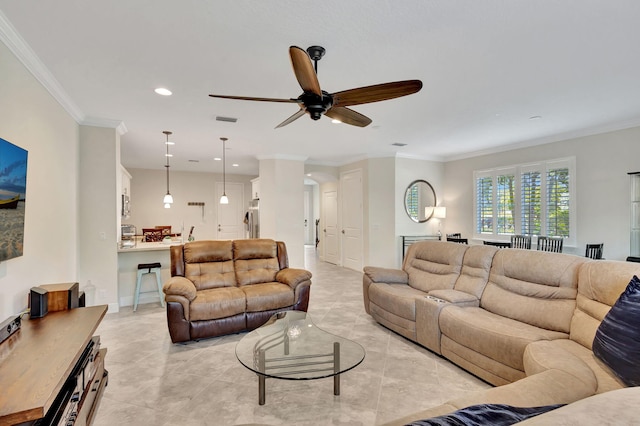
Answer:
219;194;229;204
428;206;446;219
163;193;174;204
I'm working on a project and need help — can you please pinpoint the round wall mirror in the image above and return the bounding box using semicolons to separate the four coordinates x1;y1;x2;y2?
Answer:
404;180;437;223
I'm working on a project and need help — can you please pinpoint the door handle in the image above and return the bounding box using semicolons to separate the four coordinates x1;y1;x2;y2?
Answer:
323;229;326;233
218;225;221;232
341;229;345;234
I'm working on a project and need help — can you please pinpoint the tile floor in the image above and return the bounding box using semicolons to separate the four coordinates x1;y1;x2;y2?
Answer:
93;246;490;426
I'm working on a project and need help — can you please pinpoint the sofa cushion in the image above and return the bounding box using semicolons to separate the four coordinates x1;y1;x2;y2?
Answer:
242;282;294;312
189;287;246;321
439;306;567;371
184;240;233;262
185;260;236;291
235;258;280;285
526;339;623;394
368;282;427;321
404;241;467;293
592;275;640;387
234;238;277;260
407;403;564;426
453;245;498;299
523;340;597;392
570;260;640;349
482;249;586;333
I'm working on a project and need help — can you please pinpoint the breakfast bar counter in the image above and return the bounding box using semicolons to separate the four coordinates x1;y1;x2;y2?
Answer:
117;240;183;308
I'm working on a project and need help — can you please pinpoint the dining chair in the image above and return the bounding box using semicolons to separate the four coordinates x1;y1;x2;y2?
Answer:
585;243;604;259
483;240;511;248
447;237;468;244
510;235;532;249
537;236;563;253
446;233;462;239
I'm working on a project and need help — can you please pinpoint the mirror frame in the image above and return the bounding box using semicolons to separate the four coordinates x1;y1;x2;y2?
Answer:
404;179;437;223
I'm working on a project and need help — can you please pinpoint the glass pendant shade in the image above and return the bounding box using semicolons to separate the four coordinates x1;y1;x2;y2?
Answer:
219;137;229;205
163;131;174;207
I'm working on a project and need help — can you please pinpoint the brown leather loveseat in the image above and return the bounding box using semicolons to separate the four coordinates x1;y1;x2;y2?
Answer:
162;238;312;343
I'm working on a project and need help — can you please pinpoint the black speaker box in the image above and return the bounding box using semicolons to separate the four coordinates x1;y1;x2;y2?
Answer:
29;287;49;319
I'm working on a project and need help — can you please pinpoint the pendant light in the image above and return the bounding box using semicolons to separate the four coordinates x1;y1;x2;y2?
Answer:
219;137;229;204
163;131;174;208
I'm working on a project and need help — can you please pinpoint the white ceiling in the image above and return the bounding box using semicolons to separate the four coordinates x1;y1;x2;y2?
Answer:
2;1;640;176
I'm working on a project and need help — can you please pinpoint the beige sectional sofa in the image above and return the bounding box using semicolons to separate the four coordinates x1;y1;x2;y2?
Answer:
362;240;640;424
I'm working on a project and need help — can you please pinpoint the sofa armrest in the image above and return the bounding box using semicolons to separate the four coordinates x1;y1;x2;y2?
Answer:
429;289;480;307
163;276;197;301
276;268;312;290
363;266;408;284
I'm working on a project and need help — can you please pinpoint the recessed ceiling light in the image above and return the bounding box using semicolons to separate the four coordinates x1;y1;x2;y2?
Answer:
232;164;239;167
529;115;542;120
165;154;173;157
155;87;172;96
392;143;407;147
331;119;341;124
214;157;221;161
165;141;175;145
188;159;199;163
306;173;312;177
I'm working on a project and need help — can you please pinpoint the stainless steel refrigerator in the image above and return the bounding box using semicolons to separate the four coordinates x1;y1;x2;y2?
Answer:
248;198;259;238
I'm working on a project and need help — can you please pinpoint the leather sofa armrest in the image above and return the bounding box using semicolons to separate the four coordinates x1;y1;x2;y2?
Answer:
363;266;408;284
276;268;312;289
163;276;197;301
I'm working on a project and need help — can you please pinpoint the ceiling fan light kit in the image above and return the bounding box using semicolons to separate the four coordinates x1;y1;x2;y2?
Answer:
209;45;422;128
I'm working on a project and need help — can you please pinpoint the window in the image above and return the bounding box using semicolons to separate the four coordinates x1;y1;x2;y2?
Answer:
474;158;575;245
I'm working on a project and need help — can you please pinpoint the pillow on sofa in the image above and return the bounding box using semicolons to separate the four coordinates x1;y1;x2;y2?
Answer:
592;274;640;387
406;404;564;426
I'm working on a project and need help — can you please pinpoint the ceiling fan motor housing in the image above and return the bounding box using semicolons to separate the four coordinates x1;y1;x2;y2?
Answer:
300;91;333;120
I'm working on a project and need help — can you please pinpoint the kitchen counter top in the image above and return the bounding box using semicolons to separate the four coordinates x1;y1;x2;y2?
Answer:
117;240;183;253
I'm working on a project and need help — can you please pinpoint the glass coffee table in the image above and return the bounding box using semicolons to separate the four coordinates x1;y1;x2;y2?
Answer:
235;310;365;405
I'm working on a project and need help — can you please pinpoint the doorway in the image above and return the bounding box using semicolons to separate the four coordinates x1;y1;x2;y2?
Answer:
216;182;245;239
340;169;363;271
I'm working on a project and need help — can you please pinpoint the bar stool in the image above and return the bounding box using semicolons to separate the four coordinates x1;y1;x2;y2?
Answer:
134;262;164;311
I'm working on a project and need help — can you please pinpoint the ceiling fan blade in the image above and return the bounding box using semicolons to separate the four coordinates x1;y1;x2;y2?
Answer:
275;108;306;129
332;80;423;107
325;107;372;127
209;94;297;103
289;46;322;96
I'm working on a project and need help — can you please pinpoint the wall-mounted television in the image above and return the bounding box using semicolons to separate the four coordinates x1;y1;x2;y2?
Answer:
0;137;28;262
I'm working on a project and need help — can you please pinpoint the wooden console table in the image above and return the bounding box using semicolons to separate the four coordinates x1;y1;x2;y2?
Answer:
0;305;108;426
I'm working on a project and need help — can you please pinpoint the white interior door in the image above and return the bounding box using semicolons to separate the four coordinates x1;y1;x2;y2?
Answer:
322;189;339;264
304;188;313;245
216;182;244;239
341;169;363;271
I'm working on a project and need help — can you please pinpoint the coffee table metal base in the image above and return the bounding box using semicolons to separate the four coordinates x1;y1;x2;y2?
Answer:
256;341;341;405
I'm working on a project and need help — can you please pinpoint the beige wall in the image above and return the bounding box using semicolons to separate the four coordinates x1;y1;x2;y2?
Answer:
126;168;253;241
0;41;80;319
444;126;640;260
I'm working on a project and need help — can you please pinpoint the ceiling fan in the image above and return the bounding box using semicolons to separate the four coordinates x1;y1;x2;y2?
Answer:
209;46;422;128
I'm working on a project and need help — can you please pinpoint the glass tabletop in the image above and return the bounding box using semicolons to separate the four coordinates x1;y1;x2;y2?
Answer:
235;311;365;380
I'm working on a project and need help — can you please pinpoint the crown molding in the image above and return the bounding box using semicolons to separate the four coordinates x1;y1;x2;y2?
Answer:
0;10;84;122
81;116;128;136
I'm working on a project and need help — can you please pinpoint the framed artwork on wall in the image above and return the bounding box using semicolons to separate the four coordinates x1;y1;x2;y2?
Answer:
0;137;28;262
